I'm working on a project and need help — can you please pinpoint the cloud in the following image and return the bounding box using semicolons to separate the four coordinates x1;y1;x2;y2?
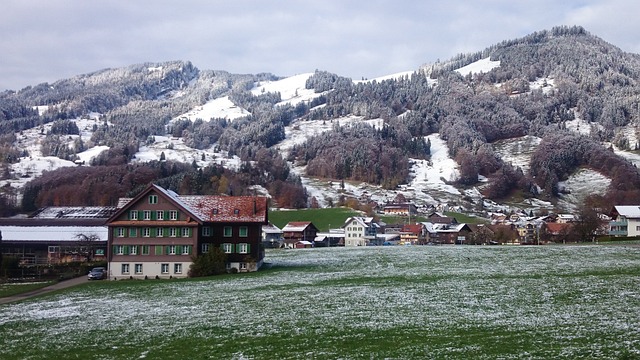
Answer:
0;0;638;91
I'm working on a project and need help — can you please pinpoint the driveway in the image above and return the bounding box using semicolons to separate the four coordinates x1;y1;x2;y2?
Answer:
0;275;89;305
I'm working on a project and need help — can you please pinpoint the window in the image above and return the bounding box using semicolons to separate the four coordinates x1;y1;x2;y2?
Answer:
130;210;138;220
636;226;640;232
116;228;125;237
169;245;176;255
202;243;209;253
134;264;143;274
149;195;158;204
182;246;190;255
224;226;232;237
155;245;163;255
121;264;130;274
130;246;138;255
156;227;163;237
161;263;169;274
169;210;178;220
129;228;137;237
174;263;182;274
181;227;190;237
238;243;249;254
141;245;150;255
234;209;240;215
156;210;164;220
170;227;177;237
143;210;151;220
239;226;248;237
212;209;218;215
115;245;124;255
222;243;233;254
48;246;60;253
202;227;211;236
142;228;150;237
239;263;247;271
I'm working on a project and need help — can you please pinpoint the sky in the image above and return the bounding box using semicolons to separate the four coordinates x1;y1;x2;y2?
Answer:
1;0;639;91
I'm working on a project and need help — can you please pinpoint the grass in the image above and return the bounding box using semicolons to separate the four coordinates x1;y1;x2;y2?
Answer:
269;207;360;231
1;245;640;359
0;281;55;298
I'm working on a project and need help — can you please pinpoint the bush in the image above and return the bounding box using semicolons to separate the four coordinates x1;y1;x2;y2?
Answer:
188;247;227;277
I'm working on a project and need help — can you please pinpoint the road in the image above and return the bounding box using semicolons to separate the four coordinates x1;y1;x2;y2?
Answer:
0;275;90;305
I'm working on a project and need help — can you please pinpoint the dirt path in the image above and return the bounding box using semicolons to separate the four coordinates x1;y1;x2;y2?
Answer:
0;275;90;305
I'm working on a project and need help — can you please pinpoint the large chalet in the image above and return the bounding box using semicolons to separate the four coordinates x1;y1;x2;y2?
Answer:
106;184;268;279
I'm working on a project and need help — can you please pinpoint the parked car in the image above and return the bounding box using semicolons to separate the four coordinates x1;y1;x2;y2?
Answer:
88;267;106;280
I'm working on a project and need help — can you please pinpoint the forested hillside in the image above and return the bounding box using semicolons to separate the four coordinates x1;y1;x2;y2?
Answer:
2;25;640;215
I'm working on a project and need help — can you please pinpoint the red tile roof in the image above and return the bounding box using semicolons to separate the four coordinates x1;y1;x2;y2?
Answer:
180;195;268;223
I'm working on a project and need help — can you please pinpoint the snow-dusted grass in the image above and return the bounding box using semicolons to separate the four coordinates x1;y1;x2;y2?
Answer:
173;96;250;122
1;246;640;359
251;73;326;107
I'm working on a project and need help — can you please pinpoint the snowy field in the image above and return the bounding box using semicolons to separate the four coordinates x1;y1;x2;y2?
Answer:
1;245;640;359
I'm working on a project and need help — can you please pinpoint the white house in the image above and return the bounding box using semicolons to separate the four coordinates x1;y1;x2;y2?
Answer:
342;217;380;247
609;205;640;237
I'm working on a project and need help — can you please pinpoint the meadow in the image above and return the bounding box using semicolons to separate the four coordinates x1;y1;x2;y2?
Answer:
1;245;640;359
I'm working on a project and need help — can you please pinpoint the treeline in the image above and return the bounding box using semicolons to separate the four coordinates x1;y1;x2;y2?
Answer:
21;154;307;211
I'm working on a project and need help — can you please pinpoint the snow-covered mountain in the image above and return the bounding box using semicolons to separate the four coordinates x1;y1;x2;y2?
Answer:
3;26;640;215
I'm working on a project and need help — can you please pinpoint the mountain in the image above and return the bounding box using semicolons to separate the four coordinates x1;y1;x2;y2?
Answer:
2;25;640;217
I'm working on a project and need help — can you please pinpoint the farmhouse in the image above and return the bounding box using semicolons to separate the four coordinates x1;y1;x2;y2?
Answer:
0;206;116;265
107;184;268;279
281;221;319;249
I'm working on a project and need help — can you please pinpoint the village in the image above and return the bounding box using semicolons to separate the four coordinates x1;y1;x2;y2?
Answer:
1;183;638;281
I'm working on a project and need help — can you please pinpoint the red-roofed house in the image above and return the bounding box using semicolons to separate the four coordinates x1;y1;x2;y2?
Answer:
106;184;268;279
282;222;318;249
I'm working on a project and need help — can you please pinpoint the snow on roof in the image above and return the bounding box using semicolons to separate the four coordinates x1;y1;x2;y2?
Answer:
0;226;108;242
262;223;282;233
282;222;313;232
177;195;268;223
32;206;117;219
614;205;640;218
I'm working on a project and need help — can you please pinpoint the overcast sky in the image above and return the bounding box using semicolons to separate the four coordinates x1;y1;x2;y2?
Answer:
1;0;639;91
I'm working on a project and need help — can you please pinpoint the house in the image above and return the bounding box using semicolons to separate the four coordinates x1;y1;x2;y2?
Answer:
295;240;313;248
314;229;345;247
0;206;117;265
399;224;424;245
383;203;417;217
106;184;268;279
262;222;283;248
342;216;380;246
430;223;473;244
281;222;318;249
543;222;574;243
608;206;640;237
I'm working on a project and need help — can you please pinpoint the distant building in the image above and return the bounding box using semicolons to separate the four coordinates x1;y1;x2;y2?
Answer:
262;222;283;248
342;216;380;246
282;222;318;249
0;206;117;265
383;203;417;217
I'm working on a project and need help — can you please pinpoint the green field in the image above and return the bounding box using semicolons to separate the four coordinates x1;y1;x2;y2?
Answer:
1;245;640;359
269;207;360;231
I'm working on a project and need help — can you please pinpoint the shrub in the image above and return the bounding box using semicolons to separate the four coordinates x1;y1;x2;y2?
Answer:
188;247;227;277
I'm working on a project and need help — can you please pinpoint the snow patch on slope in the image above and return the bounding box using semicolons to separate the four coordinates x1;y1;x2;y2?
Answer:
251;73;325;107
454;57;500;76
174;96;250;122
